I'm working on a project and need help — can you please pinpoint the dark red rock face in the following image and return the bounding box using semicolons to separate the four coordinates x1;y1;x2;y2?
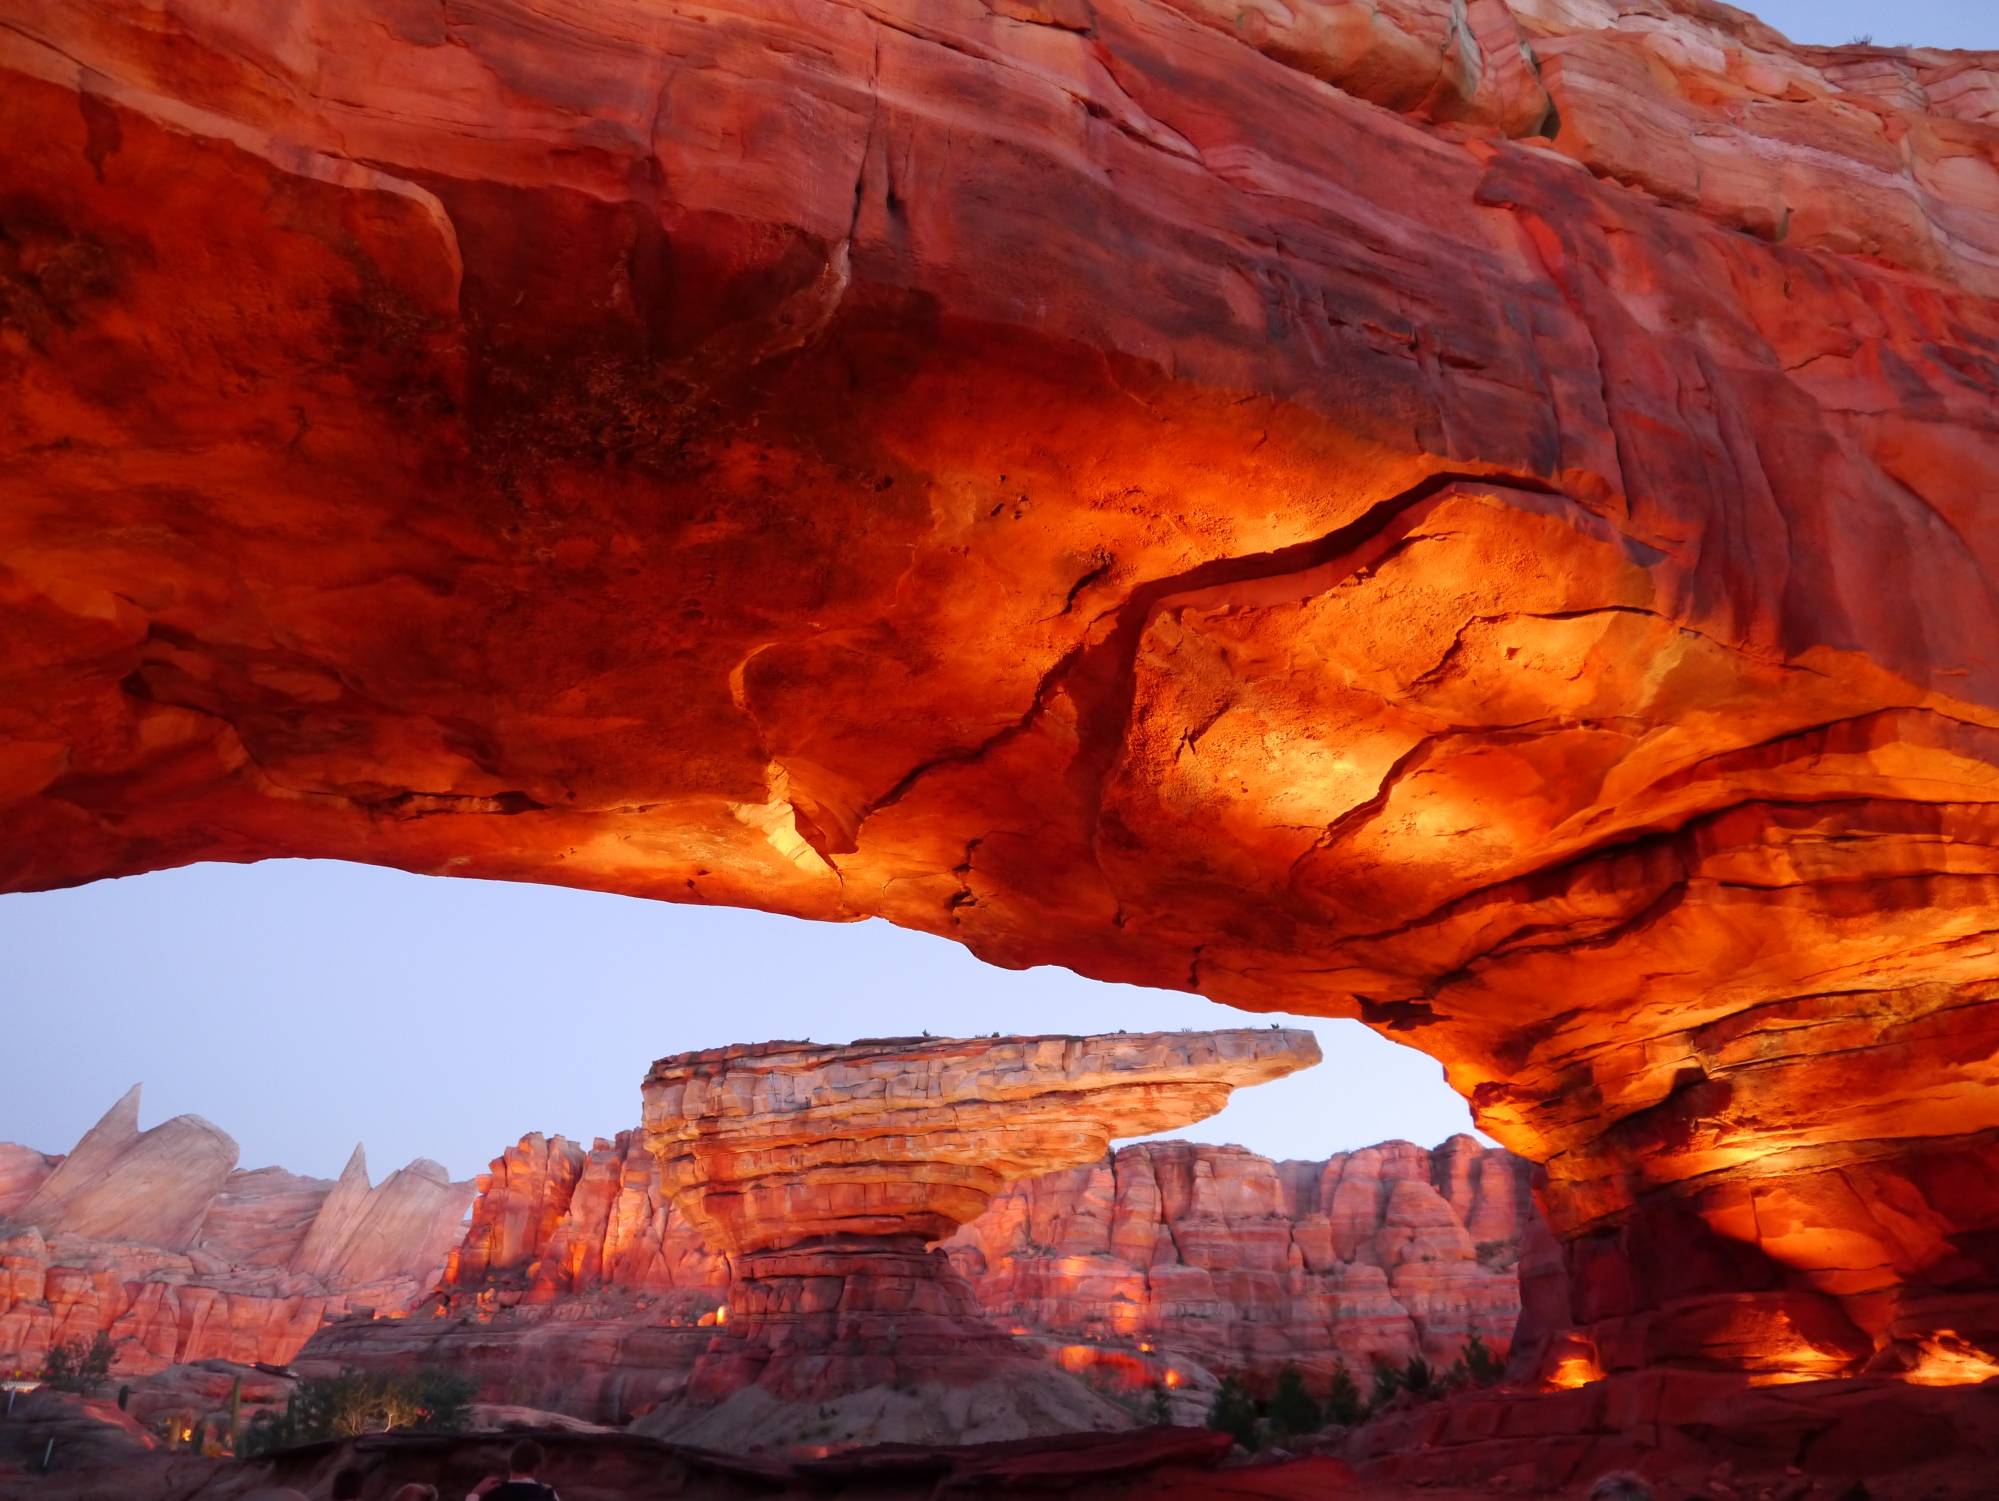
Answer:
4;0;1999;1390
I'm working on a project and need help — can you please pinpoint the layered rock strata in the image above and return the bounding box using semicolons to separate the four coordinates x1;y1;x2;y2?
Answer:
947;1135;1530;1381
631;1030;1319;1447
3;0;1998;1394
308;1124;1529;1425
303;1127;734;1423
0;1090;472;1376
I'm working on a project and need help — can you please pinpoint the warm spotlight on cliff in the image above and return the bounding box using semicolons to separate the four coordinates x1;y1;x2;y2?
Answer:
1903;1332;1999;1386
1544;1335;1604;1390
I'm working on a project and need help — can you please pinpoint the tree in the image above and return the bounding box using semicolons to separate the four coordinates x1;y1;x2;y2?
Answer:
1265;1364;1321;1438
239;1368;474;1457
1401;1353;1433;1397
1206;1373;1260;1450
1462;1333;1503;1387
1368;1357;1402;1411
40;1334;114;1395
1324;1361;1365;1427
1147;1382;1171;1425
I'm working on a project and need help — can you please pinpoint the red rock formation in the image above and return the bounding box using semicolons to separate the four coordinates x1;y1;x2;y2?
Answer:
0;1091;472;1376
947;1136;1529;1383
0;1147;56;1221
305;1124;1534;1424
17;1088;235;1251
2;0;1998;1402
631;1030;1318;1448
300;1127;734;1422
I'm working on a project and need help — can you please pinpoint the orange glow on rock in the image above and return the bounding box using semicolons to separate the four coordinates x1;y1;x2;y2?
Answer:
1164;1368;1182;1389
1902;1332;1999;1386
1544;1335;1604;1391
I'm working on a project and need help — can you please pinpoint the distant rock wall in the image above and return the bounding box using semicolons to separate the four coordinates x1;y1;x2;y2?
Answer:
0;1090;472;1376
945;1136;1531;1380
301;1124;1534;1421
0;1087;1533;1402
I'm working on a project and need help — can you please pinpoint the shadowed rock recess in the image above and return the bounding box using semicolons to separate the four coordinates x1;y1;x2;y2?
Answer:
3;0;1998;1404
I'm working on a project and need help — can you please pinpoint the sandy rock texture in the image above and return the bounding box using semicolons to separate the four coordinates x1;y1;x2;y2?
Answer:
2;0;1997;1389
0;1090;472;1375
631;1029;1317;1447
640;1031;1322;1253
948;1135;1530;1379
307;1127;1534;1424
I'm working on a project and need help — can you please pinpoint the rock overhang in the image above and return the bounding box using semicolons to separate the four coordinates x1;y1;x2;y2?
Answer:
0;0;1996;1386
640;1028;1323;1253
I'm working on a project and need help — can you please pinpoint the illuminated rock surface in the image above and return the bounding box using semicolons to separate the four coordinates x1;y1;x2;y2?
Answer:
2;0;1998;1407
0;1091;472;1375
947;1135;1530;1379
323;1120;1524;1426
629;1029;1317;1447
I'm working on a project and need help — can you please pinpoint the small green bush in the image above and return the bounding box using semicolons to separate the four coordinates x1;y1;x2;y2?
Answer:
1401;1353;1433;1396
1265;1363;1321;1439
1462;1332;1503;1387
1324;1361;1365;1427
1205;1373;1260;1449
1368;1356;1402;1410
40;1333;114;1394
239;1368;474;1457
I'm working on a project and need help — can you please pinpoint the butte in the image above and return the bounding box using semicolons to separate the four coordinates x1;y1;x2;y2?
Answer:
630;1028;1320;1449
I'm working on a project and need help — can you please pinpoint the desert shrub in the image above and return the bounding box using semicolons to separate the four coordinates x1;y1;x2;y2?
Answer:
1205;1373;1260;1449
1368;1357;1402;1410
40;1333;114;1394
1265;1363;1321;1438
1462;1332;1503;1387
1401;1353;1433;1396
239;1368;473;1456
1324;1361;1365;1427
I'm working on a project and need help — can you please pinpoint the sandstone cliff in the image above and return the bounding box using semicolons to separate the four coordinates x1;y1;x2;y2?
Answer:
3;0;1997;1395
0;1090;473;1376
307;1122;1532;1423
946;1135;1530;1378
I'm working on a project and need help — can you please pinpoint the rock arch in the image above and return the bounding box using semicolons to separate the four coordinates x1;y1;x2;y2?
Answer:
3;0;1997;1387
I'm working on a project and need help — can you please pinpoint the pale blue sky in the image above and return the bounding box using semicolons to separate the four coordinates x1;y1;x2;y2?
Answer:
1;0;1989;1189
0;860;1483;1181
1747;0;1993;47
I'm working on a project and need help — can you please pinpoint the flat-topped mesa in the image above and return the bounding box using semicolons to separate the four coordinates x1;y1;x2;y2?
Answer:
633;1028;1319;1450
639;1029;1321;1255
